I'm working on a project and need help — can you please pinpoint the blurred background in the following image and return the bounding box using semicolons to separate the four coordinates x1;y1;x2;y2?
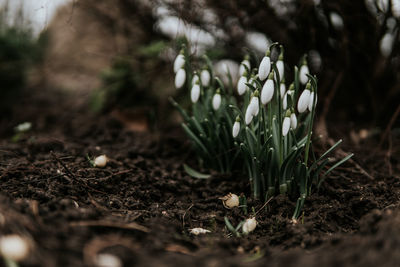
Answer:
0;0;399;141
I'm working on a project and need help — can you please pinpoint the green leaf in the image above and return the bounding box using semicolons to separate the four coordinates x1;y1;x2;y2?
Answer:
183;164;211;179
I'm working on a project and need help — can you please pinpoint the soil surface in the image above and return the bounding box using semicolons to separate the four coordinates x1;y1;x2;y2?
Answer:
0;89;399;267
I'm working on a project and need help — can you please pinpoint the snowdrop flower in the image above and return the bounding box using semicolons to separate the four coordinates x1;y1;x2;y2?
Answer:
220;193;239;209
192;73;199;86
212;90;222;110
280;79;286;98
275;49;284;81
297;83;311;113
237;75;248;95
239;56;251;76
191;82;201;103
175;68;186;89
242;217;257;234
0;235;30;262
308;91;317;111
232;117;241;138
299;63;310;85
173;52;185;73
258;51;271;81
290;112;297;129
245;91;260;124
261;71;274;105
201;69;211;87
283;84;294;110
282;113;291;137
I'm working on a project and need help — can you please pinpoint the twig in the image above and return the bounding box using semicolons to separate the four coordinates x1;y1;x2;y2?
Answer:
378;104;400;149
182;204;194;230
51;151;76;180
255;197;274;216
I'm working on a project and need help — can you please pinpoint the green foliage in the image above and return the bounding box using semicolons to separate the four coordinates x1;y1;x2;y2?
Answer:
172;43;353;219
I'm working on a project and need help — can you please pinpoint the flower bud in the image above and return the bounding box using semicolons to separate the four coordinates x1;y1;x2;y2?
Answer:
94;155;108;167
245;105;254;125
261;78;274;105
175;68;186;89
191;83;200;103
0;235;30;262
299;64;310;85
242;217;257;234
297;88;311;113
290;113;297;129
220;193;239;209
232;119;240;138
282;116;291;136
237;76;247;95
250;94;259;116
275;60;284;82
173;53;185;73
258;56;271;81
239;59;251;76
212;92;222;110
308;91;317;111
192;74;199;86
201;69;211;87
280;82;286;98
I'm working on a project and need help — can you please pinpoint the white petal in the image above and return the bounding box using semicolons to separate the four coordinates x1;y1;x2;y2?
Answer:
245;106;254;125
191;84;200;103
280;83;286;98
212;94;221;110
275;60;284;81
242;218;257;234
192;74;199;86
175;69;186;89
173;54;185;73
261;80;274;104
232;121;240;138
282;117;291;136
258;56;271;81
282;92;288;110
201;70;211;86
237;76;247;95
290;113;297;129
239;59;250;76
250;96;259;116
308;92;317;111
297;89;311;113
299;65;310;85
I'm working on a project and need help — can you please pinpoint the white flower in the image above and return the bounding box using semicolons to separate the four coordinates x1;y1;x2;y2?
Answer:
94;155;108;168
280;83;286;98
250;96;259;116
237;76;247;95
299;65;310;85
0;235;30;262
245;105;254;125
258;56;271;81
220;193;240;209
191;84;200;103
242;217;257;234
175;68;186;89
297;88;311;113
261;79;274;105
276;60;284;81
212;93;222;110
308;91;317;111
282;116;291;136
173;54;185;73
232;121;240;138
189;228;211;235
290;113;297;129
283;93;288;110
201;69;211;86
192;74;199;86
239;59;250;76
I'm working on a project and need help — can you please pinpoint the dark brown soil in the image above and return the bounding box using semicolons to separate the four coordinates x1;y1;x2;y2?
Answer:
0;89;399;267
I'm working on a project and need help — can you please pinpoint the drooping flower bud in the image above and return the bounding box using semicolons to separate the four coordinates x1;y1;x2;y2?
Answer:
232;117;241;138
282;112;291;137
283;84;294;110
245;91;259;124
239;57;251;76
192;73;199;86
201;69;211;87
308;91;317;111
297;83;311;113
94;155;108;168
290;112;297;129
299;64;310;85
261;71;274;105
220;193;240;209
242;217;257;234
237;75;247;95
191;83;201;103
212;90;222;110
175;68;186;89
280;79;286;98
258;52;271;81
173;53;185;73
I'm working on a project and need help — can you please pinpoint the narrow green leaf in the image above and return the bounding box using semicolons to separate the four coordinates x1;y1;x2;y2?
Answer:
183;164;211;179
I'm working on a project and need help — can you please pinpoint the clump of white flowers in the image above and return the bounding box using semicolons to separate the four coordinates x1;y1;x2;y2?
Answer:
170;42;353;219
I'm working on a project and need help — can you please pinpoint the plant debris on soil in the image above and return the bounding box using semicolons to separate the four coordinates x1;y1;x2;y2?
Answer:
0;90;399;267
